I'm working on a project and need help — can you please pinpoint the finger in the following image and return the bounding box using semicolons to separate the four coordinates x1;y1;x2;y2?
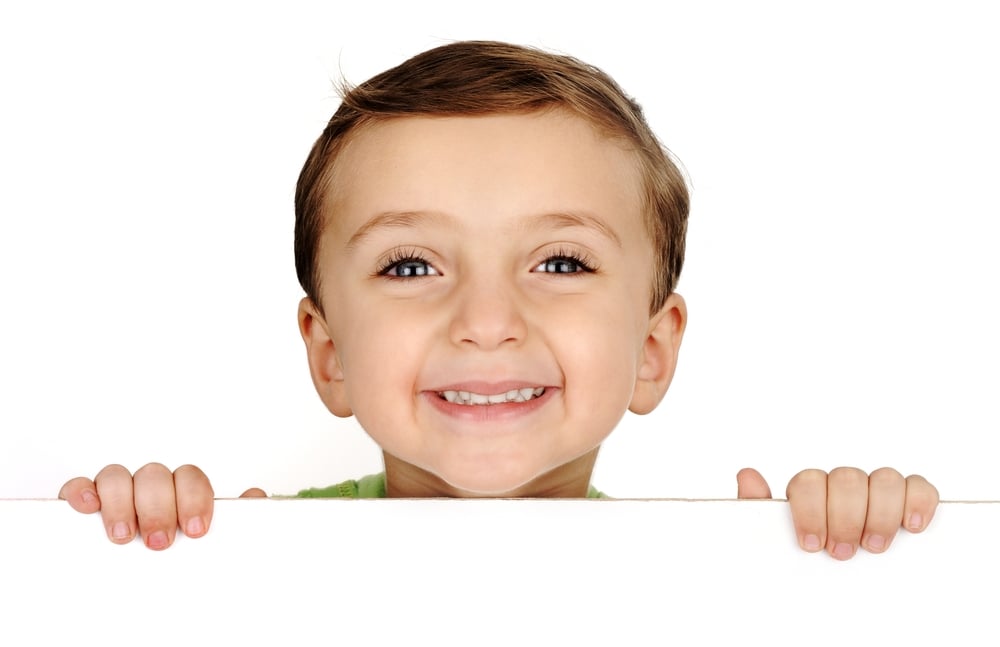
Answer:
94;464;138;544
240;487;267;498
861;467;905;553
902;474;940;533
825;467;870;560
133;462;178;550
173;465;215;539
736;467;772;499
58;477;102;514
786;469;828;553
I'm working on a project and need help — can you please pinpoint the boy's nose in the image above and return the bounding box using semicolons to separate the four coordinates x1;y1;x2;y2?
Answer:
448;279;527;350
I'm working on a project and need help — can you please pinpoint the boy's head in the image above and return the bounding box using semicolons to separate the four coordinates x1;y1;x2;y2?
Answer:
295;40;688;317
293;41;690;497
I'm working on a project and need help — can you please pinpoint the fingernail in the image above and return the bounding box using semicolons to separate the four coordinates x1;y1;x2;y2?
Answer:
111;522;130;540
833;542;854;560
867;534;886;551
185;517;205;537
907;513;923;530
80;490;97;505
146;531;169;550
803;534;821;551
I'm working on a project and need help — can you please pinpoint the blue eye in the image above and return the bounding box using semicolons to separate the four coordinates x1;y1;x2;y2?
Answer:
533;255;595;274
379;257;439;277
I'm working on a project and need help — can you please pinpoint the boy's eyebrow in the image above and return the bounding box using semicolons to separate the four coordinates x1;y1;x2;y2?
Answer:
523;212;623;248
345;211;451;249
345;210;623;248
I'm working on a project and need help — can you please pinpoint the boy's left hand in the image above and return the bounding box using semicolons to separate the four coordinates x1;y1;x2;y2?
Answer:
736;467;939;560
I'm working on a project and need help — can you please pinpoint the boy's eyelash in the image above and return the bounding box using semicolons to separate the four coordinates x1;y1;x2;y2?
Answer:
536;248;598;273
373;247;598;277
374;248;434;277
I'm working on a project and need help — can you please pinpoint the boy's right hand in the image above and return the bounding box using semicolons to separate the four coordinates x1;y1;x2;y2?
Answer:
59;463;266;550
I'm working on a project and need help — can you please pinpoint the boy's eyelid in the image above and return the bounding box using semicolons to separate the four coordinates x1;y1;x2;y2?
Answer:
528;244;600;275
369;239;603;277
531;241;600;267
535;256;596;274
372;246;444;278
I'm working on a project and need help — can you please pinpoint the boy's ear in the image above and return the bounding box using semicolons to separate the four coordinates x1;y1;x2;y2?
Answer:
298;297;353;418
629;293;687;415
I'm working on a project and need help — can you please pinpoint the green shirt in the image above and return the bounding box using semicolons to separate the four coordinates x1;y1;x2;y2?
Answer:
296;473;607;498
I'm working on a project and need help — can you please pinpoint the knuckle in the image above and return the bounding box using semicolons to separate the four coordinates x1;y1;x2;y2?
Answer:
786;468;827;500
135;505;173;528
789;468;826;487
135;462;170;478
96;463;130;480
869;467;904;487
830;523;865;541
829;466;868;488
175;463;204;477
174;464;215;498
906;474;940;504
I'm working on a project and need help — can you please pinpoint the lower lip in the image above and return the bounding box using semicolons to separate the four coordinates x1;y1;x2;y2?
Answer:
421;388;556;423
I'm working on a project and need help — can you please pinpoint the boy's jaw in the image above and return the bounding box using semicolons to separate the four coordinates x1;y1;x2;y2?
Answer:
382;445;600;498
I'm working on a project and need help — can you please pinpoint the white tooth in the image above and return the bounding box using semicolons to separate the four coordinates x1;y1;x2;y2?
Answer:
443;388;545;406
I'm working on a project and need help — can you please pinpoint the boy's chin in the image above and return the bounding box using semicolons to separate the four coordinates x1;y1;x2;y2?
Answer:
436;469;537;498
431;460;586;498
414;457;554;497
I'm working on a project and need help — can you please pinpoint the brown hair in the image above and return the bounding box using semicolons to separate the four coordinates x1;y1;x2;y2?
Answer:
294;40;688;315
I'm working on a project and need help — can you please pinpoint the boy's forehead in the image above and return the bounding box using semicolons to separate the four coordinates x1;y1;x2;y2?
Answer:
316;111;649;257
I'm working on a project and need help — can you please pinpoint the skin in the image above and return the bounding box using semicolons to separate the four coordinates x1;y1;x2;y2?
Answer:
59;110;939;555
303;111;680;498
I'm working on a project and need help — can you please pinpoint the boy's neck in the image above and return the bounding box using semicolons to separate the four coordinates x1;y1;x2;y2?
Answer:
382;449;600;498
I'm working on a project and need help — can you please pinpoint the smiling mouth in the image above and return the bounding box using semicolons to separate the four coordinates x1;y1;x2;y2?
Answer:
438;387;546;405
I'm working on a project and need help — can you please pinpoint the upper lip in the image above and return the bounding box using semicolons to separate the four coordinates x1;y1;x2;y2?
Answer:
426;380;551;395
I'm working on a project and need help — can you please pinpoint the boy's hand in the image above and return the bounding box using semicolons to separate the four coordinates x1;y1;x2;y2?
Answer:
736;467;939;560
59;463;266;550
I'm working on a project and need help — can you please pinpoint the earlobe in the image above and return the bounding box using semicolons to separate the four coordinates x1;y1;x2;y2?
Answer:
629;292;687;415
298;297;353;418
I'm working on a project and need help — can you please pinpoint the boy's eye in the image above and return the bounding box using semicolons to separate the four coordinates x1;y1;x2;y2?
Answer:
533;255;593;274
381;258;439;277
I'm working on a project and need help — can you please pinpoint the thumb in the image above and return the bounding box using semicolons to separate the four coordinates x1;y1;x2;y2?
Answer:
736;467;773;499
59;477;102;513
239;487;268;498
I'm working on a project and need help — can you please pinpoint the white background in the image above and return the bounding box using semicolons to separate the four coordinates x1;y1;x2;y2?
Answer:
1;1;997;501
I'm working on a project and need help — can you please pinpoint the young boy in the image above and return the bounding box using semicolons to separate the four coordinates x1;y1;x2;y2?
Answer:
59;41;938;559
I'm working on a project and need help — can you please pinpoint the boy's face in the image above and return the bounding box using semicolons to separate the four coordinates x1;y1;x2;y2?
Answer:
300;110;685;497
